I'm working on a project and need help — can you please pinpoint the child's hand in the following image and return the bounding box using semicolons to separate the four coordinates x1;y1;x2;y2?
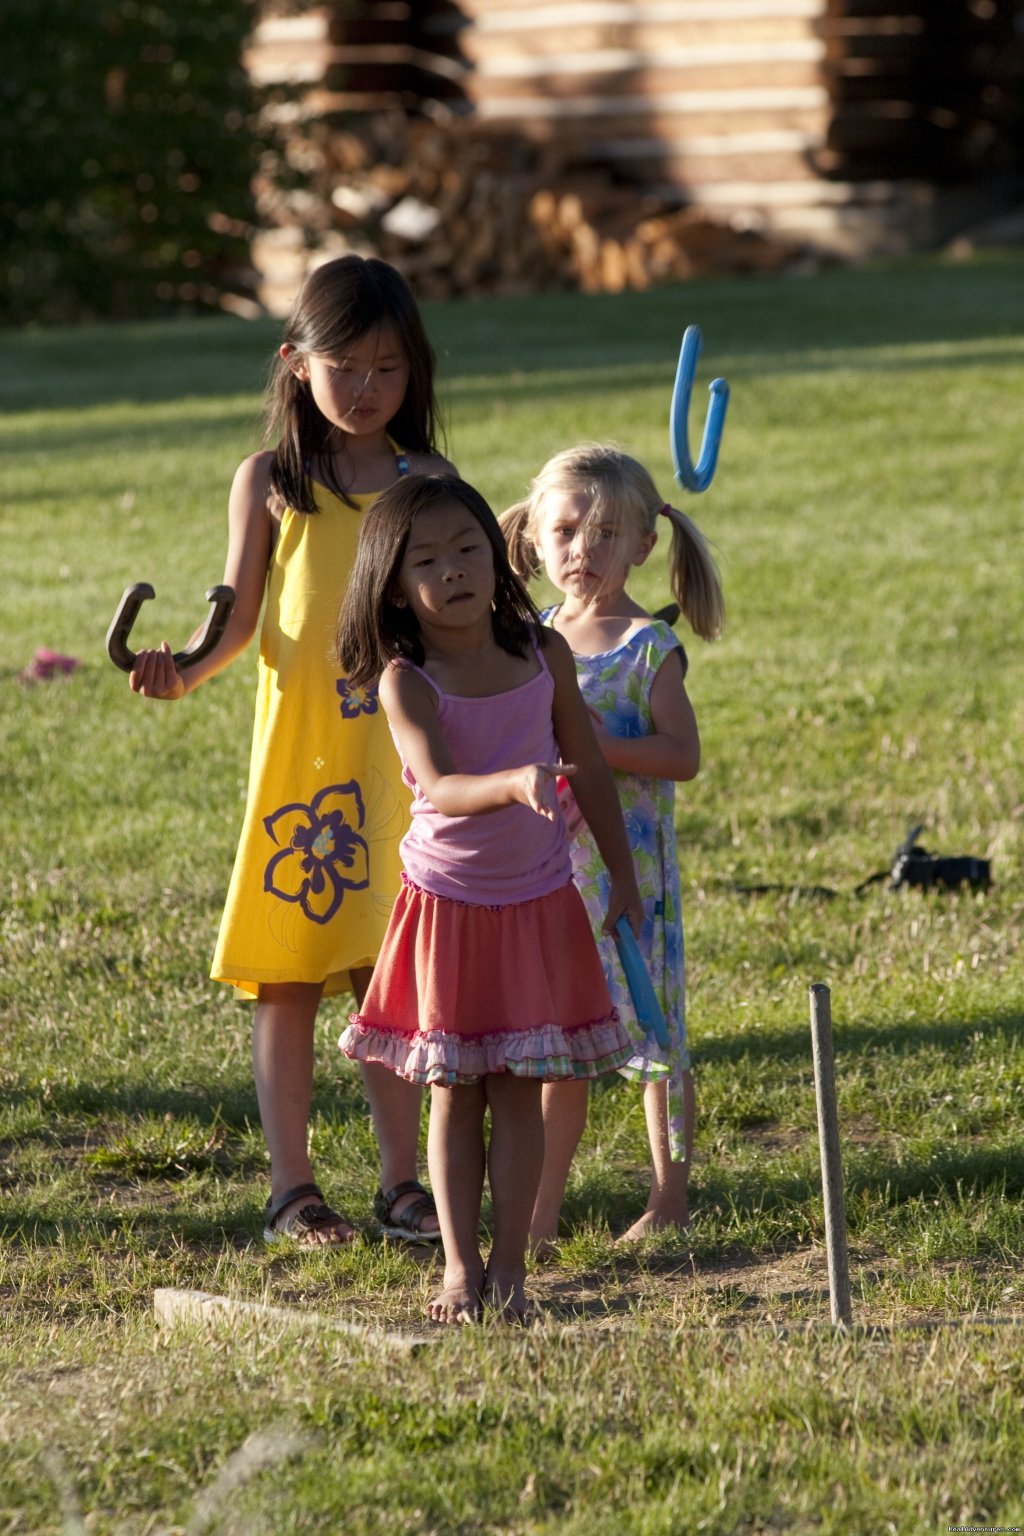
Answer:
129;641;186;701
601;875;643;938
555;766;584;837
514;762;572;821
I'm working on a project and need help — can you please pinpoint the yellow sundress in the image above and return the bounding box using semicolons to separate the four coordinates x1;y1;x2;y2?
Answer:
211;475;410;998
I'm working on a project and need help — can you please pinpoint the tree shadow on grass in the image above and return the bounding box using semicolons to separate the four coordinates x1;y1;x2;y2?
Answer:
0;1075;373;1250
1;1185;264;1259
2;404;259;467
558;1138;1024;1271
695;1008;1024;1070
695;1144;1024;1216
843;1142;1024;1207
0;315;277;413
5;252;1024;413
5;1075;365;1131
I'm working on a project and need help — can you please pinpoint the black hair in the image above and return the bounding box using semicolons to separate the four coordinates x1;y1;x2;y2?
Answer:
338;474;543;688
263;256;443;513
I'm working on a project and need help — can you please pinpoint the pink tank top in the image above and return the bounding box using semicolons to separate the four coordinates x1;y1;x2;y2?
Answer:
391;642;570;905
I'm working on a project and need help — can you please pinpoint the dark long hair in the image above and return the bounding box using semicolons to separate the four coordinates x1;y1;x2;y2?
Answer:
264;256;443;513
338;475;543;689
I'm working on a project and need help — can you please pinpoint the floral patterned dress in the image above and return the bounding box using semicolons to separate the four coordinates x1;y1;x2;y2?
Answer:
544;611;692;1161
211;473;410;998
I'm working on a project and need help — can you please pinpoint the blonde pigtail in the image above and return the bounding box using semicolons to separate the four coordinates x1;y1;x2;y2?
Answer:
497;499;541;582
661;502;725;641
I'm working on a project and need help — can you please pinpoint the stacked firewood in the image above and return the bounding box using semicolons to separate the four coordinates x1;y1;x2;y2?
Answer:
246;2;1024;309
252;107;801;307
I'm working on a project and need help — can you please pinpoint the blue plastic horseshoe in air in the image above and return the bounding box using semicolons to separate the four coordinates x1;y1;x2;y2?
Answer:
105;582;235;673
670;325;729;494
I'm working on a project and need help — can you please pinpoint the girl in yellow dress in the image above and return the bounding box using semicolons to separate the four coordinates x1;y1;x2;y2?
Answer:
128;256;453;1245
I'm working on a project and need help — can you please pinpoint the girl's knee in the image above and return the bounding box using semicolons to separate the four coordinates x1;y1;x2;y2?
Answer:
431;1081;486;1124
257;980;323;1006
485;1072;542;1107
254;981;323;1030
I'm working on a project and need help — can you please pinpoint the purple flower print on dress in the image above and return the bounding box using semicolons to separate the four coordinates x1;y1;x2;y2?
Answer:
593;865;612;913
664;918;684;974
623;806;658;859
336;676;379;719
263;781;369;925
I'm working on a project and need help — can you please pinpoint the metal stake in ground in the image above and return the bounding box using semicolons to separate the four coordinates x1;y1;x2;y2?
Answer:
808;982;854;1327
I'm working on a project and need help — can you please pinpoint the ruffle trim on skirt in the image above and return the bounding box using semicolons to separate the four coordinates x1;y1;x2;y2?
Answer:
340;1013;632;1087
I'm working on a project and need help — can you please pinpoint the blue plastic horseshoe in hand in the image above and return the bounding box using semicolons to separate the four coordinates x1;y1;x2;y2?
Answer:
614;916;671;1050
670;325;729;493
105;582;235;673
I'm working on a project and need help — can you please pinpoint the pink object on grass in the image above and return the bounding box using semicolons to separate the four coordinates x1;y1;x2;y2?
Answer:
19;648;82;684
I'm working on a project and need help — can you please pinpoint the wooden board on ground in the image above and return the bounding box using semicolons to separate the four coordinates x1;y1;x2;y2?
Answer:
153;1287;432;1354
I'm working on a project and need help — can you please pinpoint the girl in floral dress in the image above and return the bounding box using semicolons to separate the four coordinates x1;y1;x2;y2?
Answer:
501;444;724;1247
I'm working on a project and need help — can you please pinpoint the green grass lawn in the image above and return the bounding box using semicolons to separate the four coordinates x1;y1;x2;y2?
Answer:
2;252;1023;1533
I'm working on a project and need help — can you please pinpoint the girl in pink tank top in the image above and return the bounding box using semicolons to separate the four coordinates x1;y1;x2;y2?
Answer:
337;474;642;1325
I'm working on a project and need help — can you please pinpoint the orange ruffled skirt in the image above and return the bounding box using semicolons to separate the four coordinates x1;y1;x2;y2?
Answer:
339;876;632;1086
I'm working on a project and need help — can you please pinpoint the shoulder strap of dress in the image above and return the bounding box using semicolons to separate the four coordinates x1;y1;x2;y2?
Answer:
387;436;411;477
393;655;442;701
530;624;555;682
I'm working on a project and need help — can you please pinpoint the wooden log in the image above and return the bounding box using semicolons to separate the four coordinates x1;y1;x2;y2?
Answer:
476;83;828;119
468;60;827;109
459;17;821;62
458;0;822;21
695;175;913;207
153;1287;430;1354
572;143;828;186
321;42;467;84
461;39;825;80
244;10;331;87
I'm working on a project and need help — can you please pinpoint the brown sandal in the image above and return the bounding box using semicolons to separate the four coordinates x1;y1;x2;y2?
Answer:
373;1181;441;1245
263;1183;355;1246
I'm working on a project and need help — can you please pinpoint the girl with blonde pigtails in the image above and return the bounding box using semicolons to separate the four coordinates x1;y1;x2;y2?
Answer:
500;443;724;1250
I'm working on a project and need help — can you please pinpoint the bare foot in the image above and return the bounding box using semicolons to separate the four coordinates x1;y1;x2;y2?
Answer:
615;1209;689;1244
483;1266;532;1325
426;1267;484;1325
529;1236;559;1264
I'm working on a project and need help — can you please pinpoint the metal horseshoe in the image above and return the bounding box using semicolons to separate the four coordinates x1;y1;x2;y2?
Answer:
106;582;235;673
670;325;729;494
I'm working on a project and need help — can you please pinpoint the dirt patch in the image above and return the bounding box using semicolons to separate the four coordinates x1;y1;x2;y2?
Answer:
528;1247;836;1327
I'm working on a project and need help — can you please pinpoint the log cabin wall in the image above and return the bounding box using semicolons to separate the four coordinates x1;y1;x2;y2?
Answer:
457;2;831;188
246;1;1024;309
820;1;1024;182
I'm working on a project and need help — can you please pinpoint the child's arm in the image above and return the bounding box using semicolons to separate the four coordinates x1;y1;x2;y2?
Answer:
379;665;563;821
595;649;700;782
545;632;643;936
128;452;276;700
